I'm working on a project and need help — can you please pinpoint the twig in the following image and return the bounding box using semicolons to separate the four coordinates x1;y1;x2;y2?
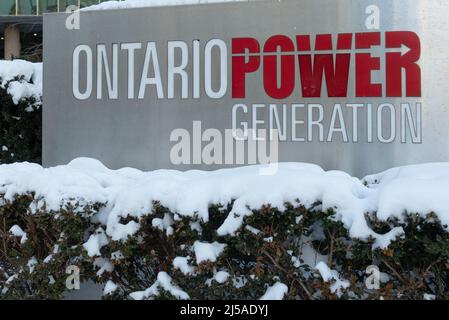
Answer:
291;278;315;300
327;229;335;268
382;259;403;282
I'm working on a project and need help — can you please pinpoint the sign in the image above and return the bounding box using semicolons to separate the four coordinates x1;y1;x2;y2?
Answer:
43;0;449;176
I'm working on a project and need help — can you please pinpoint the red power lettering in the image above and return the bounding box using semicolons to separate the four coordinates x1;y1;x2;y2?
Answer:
232;38;260;98
297;34;352;98
263;35;295;99
355;32;382;97
386;31;421;97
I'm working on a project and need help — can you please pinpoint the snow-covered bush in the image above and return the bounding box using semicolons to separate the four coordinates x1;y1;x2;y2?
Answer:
0;159;448;299
0;60;42;164
0;193;100;299
98;205;449;300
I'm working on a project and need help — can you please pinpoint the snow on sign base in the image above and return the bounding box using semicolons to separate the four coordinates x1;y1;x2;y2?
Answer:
43;0;449;176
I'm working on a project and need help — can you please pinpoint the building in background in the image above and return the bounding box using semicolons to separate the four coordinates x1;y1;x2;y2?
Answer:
0;0;110;61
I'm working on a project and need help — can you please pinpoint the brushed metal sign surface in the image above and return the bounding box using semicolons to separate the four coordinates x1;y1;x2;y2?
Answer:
43;0;449;177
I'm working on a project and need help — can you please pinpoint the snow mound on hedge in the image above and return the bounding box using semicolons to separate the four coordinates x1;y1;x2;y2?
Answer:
364;162;449;229
260;282;288;300
130;271;190;300
0;59;42;105
1;158;449;249
83;0;245;11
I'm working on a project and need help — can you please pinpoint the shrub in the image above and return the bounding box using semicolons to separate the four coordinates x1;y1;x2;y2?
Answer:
0;61;42;164
0;193;99;299
1;195;448;300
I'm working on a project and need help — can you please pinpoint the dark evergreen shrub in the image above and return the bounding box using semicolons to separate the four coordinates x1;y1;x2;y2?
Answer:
0;199;448;300
0;75;42;164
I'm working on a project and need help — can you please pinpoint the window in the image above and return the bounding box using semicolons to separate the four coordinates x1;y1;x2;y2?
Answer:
0;0;16;15
17;0;37;15
79;1;99;9
20;31;43;61
40;0;59;13
58;0;79;12
0;0;106;16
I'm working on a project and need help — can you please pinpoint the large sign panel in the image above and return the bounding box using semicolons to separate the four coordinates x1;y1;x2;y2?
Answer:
43;0;449;176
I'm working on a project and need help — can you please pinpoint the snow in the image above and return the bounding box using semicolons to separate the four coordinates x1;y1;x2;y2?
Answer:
1;158;449;252
83;0;246;11
152;213;174;236
213;271;229;283
6;274;18;285
423;293;436;300
111;251;124;260
157;272;190;299
205;270;229;286
173;256;195;275
130;271;189;300
27;257;37;274
94;258;114;276
0;60;42;105
9;225;28;244
129;286;156;300
193;241;226;264
232;276;247;289
245;225;261;235
315;262;350;297
9;225;25;237
364;163;449;229
83;228;109;257
259;282;288;300
296;236;327;268
103;280;118;295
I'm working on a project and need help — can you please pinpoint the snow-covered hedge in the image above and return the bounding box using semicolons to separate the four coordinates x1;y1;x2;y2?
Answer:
0;60;42;164
0;159;448;299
